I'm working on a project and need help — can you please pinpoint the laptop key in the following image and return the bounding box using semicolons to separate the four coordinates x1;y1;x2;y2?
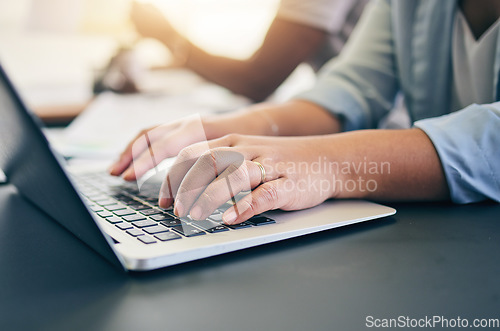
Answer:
191;220;228;233
105;204;127;211
111;194;134;202
247;217;276;226
154;232;181;242
150;214;175;221
171;222;206;237
143;224;169;235
208;213;223;222
113;209;136;216
206;225;229;233
128;203;150;211
163;211;177;218
97;211;113;218
227;221;252;230
105;216;123;224
132;219;157;228
97;199;118;206
116;222;133;230
91;195;114;202
143;197;160;203
122;214;147;222
140;209;162;216
160;219;182;227
126;228;144;237
90;205;104;212
138;236;157;244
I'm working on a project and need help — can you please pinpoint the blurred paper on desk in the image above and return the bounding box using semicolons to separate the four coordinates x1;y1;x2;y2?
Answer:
52;77;249;159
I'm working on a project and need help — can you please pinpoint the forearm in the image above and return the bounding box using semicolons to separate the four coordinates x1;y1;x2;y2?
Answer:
325;128;450;201
159;18;326;101
203;100;342;139
157;32;280;101
185;48;279;102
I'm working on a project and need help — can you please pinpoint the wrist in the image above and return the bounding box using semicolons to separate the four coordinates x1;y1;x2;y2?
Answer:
309;135;371;200
202;106;275;138
201;114;227;140
241;103;282;136
249;107;280;136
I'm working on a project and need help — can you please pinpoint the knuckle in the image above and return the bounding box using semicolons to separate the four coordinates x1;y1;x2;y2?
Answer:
256;184;280;210
239;198;257;216
261;185;279;207
222;133;241;146
177;146;196;162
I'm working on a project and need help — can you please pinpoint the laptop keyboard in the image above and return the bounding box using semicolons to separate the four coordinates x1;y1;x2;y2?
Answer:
73;173;275;245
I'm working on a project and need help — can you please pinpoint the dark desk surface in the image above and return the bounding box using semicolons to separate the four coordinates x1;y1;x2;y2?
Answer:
1;182;499;331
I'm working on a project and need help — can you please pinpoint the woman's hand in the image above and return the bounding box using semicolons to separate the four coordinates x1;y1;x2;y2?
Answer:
131;2;176;42
158;129;450;225
109;115;214;181
159;134;341;225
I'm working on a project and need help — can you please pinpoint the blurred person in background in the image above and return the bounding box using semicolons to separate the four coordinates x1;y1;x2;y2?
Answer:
101;0;368;101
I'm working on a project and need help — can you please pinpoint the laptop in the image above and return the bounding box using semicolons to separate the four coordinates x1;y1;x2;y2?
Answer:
0;64;396;271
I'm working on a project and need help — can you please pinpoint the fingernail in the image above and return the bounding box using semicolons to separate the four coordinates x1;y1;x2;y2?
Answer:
123;169;134;180
108;164;118;175
158;191;168;208
174;201;183;216
223;209;237;224
190;205;202;220
159;197;169;209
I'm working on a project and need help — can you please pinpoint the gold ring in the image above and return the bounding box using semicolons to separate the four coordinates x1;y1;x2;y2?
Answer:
253;161;266;184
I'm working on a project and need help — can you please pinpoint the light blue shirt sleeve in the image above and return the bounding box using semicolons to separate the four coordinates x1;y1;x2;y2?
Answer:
414;103;500;204
294;0;499;204
295;0;398;131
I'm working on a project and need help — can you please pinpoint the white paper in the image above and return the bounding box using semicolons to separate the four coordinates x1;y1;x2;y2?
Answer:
53;78;249;159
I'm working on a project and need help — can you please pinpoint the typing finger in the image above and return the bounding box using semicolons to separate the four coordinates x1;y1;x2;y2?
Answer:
109;121;178;175
109;128;156;176
121;125;206;181
222;178;289;225
172;149;245;217
158;134;246;208
188;159;265;220
158;141;214;209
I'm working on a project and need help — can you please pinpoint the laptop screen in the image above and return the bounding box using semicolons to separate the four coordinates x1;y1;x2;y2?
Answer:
0;64;123;269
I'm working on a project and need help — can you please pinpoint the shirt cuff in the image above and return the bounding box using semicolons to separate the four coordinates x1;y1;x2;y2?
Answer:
414;103;500;203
